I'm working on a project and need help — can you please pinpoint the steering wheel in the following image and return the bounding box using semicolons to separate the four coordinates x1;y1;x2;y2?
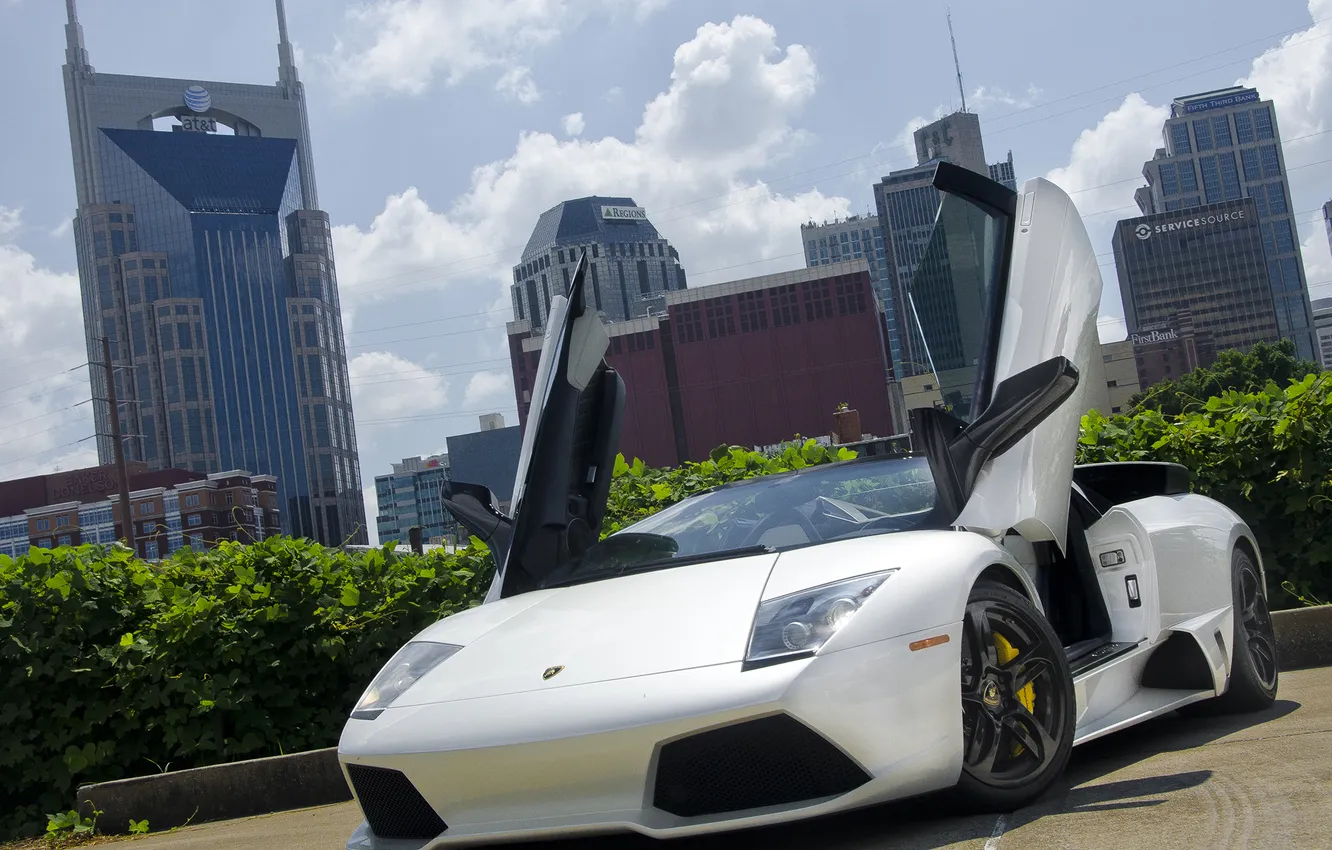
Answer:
743;506;822;547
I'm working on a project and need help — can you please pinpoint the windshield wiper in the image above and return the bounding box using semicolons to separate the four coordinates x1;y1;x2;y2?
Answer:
543;544;776;589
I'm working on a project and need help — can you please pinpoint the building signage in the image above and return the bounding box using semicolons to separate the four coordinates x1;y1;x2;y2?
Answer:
183;85;212;113
1134;208;1246;240
601;205;647;221
177;115;217;133
1131;328;1179;346
46;468;119;503
1184;89;1259;114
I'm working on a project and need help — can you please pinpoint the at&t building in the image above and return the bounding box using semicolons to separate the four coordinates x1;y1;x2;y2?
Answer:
60;0;366;544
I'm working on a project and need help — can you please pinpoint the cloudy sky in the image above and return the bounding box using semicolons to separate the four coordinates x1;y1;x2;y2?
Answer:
2;0;1331;542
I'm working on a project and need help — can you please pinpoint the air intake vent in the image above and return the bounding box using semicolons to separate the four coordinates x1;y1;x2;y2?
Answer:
652;714;870;817
346;764;447;840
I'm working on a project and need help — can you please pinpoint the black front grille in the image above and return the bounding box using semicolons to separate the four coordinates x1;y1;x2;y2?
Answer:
346;764;447;840
652;714;871;817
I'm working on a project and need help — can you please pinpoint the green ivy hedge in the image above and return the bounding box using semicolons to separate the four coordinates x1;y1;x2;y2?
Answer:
0;439;852;838
1077;372;1331;607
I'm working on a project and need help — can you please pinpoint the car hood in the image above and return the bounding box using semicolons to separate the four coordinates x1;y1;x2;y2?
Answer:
391;550;781;706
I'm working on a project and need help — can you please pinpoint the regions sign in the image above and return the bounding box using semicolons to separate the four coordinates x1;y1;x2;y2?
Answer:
1184;89;1259;114
601;205;647;221
1134;208;1247;240
1131;328;1180;346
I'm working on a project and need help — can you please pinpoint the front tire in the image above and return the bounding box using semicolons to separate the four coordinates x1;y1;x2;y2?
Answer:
953;580;1076;812
1183;547;1279;716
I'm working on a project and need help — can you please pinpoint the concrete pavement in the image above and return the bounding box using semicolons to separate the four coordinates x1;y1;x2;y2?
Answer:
129;666;1332;850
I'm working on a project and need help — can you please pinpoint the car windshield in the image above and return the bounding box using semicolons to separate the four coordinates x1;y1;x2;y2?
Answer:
539;456;942;588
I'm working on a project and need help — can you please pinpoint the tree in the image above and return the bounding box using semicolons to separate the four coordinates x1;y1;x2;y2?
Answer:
1130;339;1323;416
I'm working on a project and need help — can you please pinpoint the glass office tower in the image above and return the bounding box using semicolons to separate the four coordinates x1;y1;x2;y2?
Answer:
1136;87;1316;360
61;0;365;544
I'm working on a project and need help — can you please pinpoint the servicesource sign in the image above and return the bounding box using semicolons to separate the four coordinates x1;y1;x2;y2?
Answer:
1134;208;1247;240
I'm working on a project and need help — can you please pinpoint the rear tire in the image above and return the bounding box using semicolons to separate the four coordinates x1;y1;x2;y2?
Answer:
1180;547;1278;716
952;580;1076;812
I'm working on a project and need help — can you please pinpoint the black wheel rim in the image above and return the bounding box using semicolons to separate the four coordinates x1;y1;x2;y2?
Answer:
960;600;1066;788
1238;560;1278;690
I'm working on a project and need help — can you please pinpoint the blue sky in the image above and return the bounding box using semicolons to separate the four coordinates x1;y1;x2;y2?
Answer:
2;0;1331;542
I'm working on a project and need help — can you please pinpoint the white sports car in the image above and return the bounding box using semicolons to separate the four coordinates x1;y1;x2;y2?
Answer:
337;165;1279;848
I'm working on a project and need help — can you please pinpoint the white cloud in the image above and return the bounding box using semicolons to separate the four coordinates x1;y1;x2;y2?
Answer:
349;351;450;418
969;84;1043;111
462;370;513;408
333;15;849;310
496;65;540;104
0;208;93;478
324;0;666;98
602;86;623;102
1044;93;1170;327
561;112;585;136
0;206;20;236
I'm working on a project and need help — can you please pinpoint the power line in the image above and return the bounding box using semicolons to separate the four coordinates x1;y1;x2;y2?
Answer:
0;363;88;399
0;400;92;446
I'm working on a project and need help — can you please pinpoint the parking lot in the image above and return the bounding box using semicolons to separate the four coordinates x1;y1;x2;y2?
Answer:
134;666;1332;850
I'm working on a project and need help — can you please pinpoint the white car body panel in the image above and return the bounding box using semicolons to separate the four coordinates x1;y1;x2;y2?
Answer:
956;179;1104;549
338;176;1270;849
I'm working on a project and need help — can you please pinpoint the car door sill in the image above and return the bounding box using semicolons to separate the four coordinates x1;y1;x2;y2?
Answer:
1067;640;1140;677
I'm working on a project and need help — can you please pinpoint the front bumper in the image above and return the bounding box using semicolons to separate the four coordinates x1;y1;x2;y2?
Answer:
338;622;963;848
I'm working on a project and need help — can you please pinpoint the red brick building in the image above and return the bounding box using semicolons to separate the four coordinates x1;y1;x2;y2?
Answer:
508;261;897;467
1131;311;1216;389
0;464;282;559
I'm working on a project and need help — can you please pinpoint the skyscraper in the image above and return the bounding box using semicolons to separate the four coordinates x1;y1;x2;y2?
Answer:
1323;200;1332;256
800;215;899;366
511;197;687;330
1135;87;1316;360
872;111;1017;380
61;1;365;544
1113;199;1280;360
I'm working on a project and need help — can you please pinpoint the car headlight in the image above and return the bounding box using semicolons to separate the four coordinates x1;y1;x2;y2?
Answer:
350;641;462;720
745;571;896;667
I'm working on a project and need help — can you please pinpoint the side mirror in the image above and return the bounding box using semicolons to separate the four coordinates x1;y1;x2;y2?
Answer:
442;480;513;562
956;356;1080;494
913;356;1079;518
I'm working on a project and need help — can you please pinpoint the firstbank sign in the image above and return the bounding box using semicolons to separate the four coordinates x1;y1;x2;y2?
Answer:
601;205;647;221
1134;208;1246;240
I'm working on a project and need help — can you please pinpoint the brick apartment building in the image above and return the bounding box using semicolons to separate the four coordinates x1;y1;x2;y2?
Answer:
0;463;281;560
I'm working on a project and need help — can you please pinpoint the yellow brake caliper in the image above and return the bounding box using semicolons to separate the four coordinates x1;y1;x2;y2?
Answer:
993;632;1035;756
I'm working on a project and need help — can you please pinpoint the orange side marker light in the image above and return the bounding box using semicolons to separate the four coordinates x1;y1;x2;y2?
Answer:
909;634;951;652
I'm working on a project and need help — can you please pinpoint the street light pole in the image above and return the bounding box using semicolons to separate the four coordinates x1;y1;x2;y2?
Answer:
102;336;135;548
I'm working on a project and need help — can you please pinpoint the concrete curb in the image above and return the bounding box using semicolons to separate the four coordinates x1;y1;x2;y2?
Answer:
1272;604;1332;672
78;746;351;835
76;606;1331;835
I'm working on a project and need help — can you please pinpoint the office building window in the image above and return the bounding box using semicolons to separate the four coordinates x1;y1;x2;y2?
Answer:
1170;123;1192;154
1266;183;1288;215
1158;163;1179;196
1234;110;1254;144
1240;148;1261;181
1212;116;1233;148
1192;119;1213;151
1260;145;1281;177
1253;107;1274;140
1178;161;1198;193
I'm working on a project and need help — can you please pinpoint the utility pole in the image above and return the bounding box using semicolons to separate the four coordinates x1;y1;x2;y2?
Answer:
101;336;135;548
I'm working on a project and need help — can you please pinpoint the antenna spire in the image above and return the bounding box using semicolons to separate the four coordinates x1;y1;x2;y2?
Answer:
276;0;299;85
947;9;967;113
64;0;90;69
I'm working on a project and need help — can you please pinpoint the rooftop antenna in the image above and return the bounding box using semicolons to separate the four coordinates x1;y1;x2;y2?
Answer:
947;9;968;113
